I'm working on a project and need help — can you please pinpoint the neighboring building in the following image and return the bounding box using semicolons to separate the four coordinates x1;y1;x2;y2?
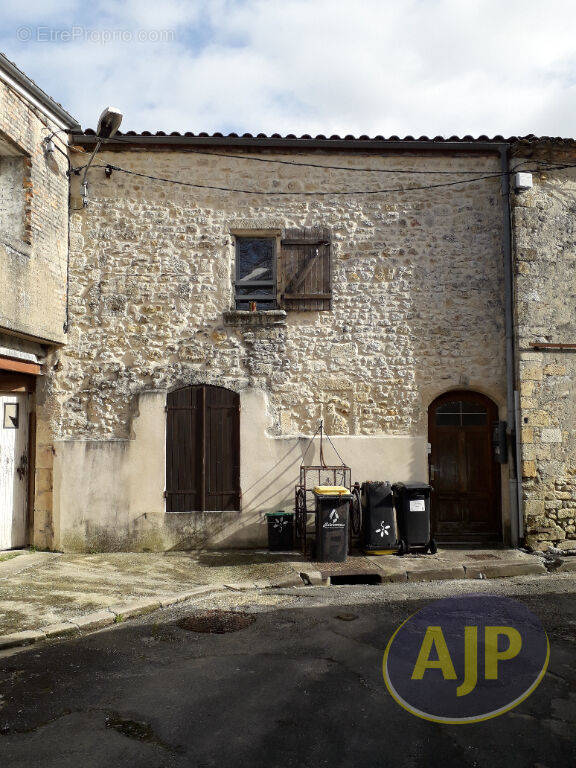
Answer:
1;54;575;554
0;54;79;551
511;140;576;551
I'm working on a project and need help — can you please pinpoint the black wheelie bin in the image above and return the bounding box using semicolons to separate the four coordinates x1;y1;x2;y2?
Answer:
392;482;437;555
361;481;399;554
313;486;352;562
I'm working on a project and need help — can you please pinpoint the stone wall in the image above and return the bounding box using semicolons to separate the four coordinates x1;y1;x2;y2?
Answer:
0;76;71;549
513;149;576;550
0;77;69;344
0;156;26;241
46;146;508;550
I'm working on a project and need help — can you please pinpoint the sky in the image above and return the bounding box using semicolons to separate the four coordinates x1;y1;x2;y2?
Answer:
1;0;576;137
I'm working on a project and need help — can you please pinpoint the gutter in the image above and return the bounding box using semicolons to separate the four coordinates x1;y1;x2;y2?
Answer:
499;145;522;546
70;134;506;154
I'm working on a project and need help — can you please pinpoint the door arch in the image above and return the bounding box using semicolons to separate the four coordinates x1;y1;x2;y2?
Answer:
166;385;240;513
428;390;501;543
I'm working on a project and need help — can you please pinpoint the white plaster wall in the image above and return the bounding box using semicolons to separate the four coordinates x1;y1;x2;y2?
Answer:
53;387;427;551
53;391;165;551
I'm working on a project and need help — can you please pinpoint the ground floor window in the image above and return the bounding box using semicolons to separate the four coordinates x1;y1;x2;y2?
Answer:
165;385;240;513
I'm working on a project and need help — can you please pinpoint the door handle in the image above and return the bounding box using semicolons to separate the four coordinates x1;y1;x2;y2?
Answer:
16;453;28;481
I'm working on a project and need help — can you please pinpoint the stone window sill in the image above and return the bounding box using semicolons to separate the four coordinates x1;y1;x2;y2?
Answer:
223;310;287;327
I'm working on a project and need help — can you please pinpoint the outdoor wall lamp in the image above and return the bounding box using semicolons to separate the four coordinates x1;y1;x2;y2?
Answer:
81;106;123;206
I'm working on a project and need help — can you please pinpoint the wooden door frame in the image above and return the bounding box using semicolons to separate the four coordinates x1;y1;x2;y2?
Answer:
0;373;36;548
428;389;502;543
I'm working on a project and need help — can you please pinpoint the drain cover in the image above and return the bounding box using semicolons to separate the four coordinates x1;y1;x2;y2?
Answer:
178;610;256;634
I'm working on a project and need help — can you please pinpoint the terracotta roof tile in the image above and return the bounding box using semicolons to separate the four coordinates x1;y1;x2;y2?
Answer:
77;128;576;145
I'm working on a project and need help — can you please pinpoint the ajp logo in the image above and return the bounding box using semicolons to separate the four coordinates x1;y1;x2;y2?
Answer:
383;595;549;724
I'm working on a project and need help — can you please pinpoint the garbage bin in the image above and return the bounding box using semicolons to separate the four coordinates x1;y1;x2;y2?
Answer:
361;481;399;554
266;511;294;551
392;482;436;555
313;486;352;562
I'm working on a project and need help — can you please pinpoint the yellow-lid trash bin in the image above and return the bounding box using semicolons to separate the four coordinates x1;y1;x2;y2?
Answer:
312;486;352;562
312;485;350;496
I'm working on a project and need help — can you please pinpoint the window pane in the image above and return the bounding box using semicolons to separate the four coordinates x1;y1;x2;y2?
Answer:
237;238;274;283
436;401;462;414
236;287;275;298
236;300;276;311
462;413;488;426
461;402;487;414
3;403;19;429
436;413;460;426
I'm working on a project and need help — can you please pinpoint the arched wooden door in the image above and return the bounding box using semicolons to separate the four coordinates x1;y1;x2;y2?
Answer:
428;391;501;543
166;385;240;513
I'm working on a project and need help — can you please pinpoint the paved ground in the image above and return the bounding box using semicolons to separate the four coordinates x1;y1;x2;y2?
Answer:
0;551;299;634
0;547;555;637
0;573;574;767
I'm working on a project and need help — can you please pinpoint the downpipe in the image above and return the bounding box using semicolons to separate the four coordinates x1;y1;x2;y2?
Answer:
500;145;522;546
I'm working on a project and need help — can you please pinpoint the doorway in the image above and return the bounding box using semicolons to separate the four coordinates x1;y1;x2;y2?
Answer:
165;385;240;513
428;390;501;543
0;384;30;549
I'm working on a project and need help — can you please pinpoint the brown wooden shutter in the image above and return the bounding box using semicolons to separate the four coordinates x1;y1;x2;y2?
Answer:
166;385;202;513
278;226;331;311
166;385;240;513
205;386;240;512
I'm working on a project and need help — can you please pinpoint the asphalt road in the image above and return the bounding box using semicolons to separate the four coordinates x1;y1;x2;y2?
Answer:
0;574;575;768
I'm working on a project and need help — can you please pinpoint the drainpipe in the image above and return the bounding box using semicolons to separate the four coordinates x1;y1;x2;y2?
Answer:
499;145;522;546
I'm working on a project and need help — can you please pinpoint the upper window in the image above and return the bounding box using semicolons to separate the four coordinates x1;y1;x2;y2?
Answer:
234;227;332;312
0;154;26;245
436;400;487;426
235;237;276;310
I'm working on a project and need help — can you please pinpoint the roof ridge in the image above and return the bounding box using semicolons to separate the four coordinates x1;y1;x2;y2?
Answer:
76;129;576;145
0;52;79;129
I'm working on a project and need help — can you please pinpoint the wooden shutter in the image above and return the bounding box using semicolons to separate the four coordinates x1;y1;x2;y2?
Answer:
166;385;202;513
278;226;331;311
205;386;240;512
166;385;240;513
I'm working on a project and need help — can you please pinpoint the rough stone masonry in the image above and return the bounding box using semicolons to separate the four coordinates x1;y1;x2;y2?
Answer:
0;73;71;552
62;149;505;440
38;145;510;552
513;145;576;551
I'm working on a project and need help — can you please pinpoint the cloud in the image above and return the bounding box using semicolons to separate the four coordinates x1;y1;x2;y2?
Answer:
1;0;576;137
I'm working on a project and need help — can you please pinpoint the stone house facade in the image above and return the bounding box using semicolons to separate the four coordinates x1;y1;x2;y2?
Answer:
1;55;575;554
0;54;78;551
45;134;517;551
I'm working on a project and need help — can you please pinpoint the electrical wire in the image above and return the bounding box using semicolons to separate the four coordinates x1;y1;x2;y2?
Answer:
68;150;576;197
44;127;70;142
85;132;537;176
74;162;510;196
301;423;322;463
324;430;347;467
